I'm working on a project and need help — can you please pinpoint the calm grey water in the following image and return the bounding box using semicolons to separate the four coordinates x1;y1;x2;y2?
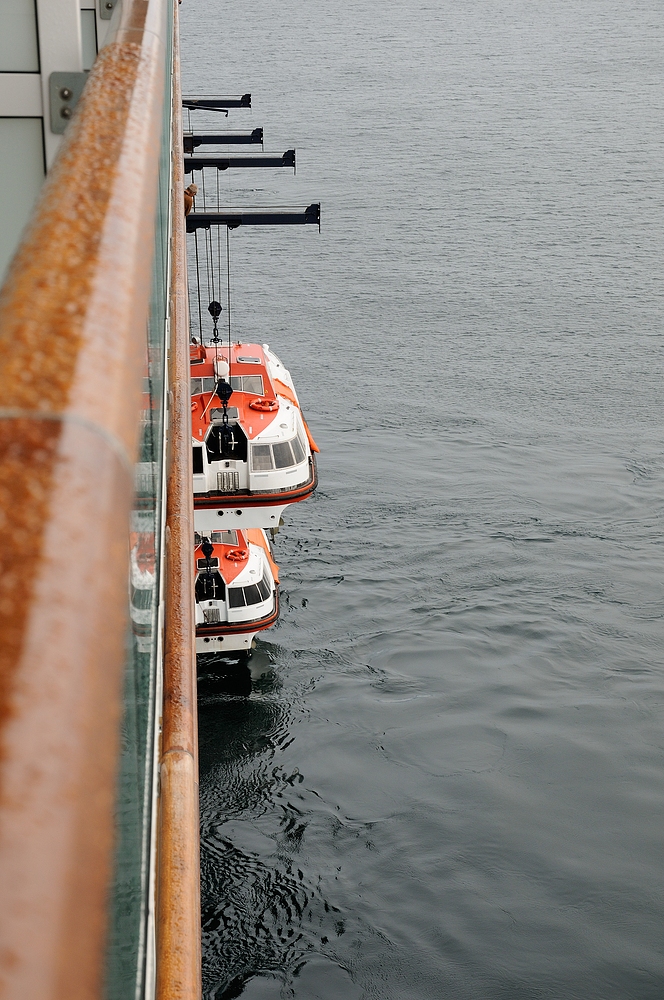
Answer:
180;2;664;997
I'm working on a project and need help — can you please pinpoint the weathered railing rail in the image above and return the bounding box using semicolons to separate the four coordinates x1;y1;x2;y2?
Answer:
0;0;201;996
156;3;202;998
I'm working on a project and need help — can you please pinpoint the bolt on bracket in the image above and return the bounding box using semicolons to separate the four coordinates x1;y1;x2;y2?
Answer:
49;72;88;134
100;0;119;19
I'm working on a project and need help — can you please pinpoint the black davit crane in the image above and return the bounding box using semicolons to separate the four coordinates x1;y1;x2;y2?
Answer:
184;150;296;174
183;95;320;231
186;205;321;233
183;94;251;111
183;128;264;154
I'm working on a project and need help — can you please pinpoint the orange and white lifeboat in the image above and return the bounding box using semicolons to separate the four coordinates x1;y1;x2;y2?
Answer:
194;527;280;655
190;342;318;531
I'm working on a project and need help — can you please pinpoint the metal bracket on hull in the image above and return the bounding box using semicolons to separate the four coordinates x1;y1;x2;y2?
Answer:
48;72;88;134
183;95;251;111
186;203;320;232
184;150;295;174
183;129;264;153
99;0;118;19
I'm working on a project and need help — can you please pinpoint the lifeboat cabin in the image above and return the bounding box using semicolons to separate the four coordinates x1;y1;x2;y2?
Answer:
195;527;279;655
190;342;318;531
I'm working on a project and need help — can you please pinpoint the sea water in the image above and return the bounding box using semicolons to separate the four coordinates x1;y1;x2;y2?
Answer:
180;2;664;996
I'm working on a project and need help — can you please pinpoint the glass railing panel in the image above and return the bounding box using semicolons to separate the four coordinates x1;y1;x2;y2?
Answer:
104;2;174;996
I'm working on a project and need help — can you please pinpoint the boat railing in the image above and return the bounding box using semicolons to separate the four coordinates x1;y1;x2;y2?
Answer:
0;0;200;995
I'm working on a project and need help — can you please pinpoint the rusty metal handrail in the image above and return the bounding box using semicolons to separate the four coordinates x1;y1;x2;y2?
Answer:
0;0;169;996
155;3;202;998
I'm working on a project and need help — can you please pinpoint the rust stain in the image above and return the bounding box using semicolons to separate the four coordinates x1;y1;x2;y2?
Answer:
0;420;60;737
157;753;200;998
122;0;150;33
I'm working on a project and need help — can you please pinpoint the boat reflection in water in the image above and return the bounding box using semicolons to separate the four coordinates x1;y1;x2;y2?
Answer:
198;657;361;1000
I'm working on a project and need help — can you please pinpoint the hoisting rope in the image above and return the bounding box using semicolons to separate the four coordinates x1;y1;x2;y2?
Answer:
188;164;234;368
214;169;222;366
205;231;214;324
201;170;212;331
226;225;232;382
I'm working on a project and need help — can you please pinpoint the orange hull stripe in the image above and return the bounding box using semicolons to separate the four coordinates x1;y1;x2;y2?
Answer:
303;418;320;453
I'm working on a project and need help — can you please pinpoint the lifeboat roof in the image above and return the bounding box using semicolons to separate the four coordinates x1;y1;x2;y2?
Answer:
194;527;278;586
190;342;300;441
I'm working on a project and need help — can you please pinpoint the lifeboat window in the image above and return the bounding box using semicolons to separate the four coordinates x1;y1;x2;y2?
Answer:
237;355;261;364
210;530;238;545
193;446;204;474
210;407;239;423
291;435;305;464
228;587;245;608
272;441;294;469
195;572;225;602
244;375;263;394
251;445;273;472
197;557;219;569
256;575;271;600
243;584;262;606
229;374;264;395
191;377;217;395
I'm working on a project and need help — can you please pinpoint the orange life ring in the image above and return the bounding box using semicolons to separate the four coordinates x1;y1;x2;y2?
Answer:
249;397;279;412
225;548;249;562
191;400;198;412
